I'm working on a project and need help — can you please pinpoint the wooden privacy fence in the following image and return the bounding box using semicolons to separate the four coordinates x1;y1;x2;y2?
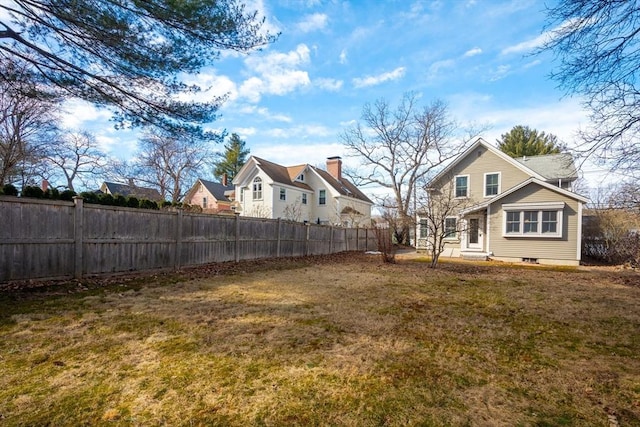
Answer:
0;196;379;282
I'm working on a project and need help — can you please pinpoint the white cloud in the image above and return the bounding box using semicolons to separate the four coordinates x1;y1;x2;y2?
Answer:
339;49;348;64
352;67;406;88
315;78;343;91
463;47;482;58
428;59;455;78
61;100;112;129
296;13;328;33
264;124;332;139
240;44;312;102
489;64;511;81
237;105;292;122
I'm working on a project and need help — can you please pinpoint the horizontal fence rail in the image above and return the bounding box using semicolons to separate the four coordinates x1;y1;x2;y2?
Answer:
0;196;379;282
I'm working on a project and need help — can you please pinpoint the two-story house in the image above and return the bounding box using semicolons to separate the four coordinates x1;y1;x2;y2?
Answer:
233;156;373;226
183;176;234;214
417;138;589;266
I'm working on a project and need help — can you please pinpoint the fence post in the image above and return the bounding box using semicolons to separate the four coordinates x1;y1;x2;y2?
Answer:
356;227;359;251
175;209;183;270
329;225;334;254
277;218;281;258
73;196;84;279
306;223;310;256
345;227;348;252
235;213;240;263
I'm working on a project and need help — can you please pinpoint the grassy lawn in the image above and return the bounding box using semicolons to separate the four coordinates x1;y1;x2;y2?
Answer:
1;253;639;426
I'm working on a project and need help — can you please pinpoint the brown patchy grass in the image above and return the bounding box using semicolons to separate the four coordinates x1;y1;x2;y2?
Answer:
0;253;639;426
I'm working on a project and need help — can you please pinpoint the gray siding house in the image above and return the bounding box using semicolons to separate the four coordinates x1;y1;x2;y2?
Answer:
417;138;589;266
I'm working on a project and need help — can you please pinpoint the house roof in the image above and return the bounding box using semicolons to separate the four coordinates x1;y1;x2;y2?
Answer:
199;179;234;201
238;156;372;204
101;181;162;201
514;153;578;181
251;157;313;191
309;166;373;204
460;177;589;215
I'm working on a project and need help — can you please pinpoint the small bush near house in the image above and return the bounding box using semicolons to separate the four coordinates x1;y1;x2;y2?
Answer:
43;188;60;200
59;190;77;201
583;209;640;267
139;199;159;210
79;191;99;204
113;194;127;207
21;185;44;198
97;193;114;205
1;184;18;196
126;196;139;208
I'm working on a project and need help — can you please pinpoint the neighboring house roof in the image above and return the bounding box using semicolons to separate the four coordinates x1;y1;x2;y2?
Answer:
251;157;313;191
199;178;234;201
514;153;578;181
460;177;590;215
100;181;162;201
241;156;373;204
310;166;373;204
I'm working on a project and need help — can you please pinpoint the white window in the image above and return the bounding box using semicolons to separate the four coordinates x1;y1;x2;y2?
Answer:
279;187;286;201
319;189;326;205
252;177;262;200
302;193;307;205
444;217;457;239
240;188;244;202
419;218;428;238
455;175;469;198
202;197;207;209
503;202;564;238
298;174;305;182
484;172;500;197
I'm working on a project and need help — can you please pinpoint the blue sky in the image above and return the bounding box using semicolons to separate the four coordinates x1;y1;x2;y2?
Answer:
61;0;613;189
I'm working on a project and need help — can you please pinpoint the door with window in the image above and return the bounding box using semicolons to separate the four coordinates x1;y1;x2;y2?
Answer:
466;215;484;250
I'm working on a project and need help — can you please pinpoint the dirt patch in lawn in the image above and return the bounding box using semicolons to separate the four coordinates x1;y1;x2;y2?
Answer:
1;252;639;426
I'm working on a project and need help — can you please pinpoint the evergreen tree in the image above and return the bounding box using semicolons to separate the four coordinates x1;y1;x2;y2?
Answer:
214;133;250;183
497;125;564;158
0;1;276;138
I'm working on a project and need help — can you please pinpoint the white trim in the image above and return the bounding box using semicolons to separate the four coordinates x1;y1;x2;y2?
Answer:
454;174;470;198
503;201;565;211
486;204;491;252
502;207;564;238
577;202;583;261
483;171;501;198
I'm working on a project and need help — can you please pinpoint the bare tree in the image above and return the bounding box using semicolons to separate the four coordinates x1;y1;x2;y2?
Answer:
418;181;471;268
42;131;106;191
282;197;304;222
134;128;215;203
541;1;640;172
0;60;58;187
341;92;484;246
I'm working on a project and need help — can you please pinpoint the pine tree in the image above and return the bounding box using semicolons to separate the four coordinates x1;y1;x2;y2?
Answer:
497;125;564;158
214;134;250;183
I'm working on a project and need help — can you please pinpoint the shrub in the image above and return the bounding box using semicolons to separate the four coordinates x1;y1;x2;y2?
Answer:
161;200;172;208
139;199;159;210
43;188;60;200
98;193;114;205
1;184;18;196
59;190;77;201
126;196;139;208
21;186;44;198
114;194;128;207
79;191;99;204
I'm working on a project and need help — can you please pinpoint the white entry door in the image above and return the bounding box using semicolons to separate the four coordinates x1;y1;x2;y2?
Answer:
466;216;484;250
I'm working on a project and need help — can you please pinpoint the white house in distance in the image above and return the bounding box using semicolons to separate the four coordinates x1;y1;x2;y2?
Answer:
233;156;373;226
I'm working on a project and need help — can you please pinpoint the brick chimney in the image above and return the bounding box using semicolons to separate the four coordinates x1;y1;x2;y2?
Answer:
222;173;228;187
326;156;342;181
41;179;49;192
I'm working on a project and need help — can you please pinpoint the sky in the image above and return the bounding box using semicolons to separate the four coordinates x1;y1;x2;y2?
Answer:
59;0;617;192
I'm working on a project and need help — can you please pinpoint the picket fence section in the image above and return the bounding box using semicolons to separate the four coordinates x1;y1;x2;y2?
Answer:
0;196;379;282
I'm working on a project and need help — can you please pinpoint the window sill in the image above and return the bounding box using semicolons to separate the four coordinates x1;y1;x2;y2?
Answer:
503;233;562;239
